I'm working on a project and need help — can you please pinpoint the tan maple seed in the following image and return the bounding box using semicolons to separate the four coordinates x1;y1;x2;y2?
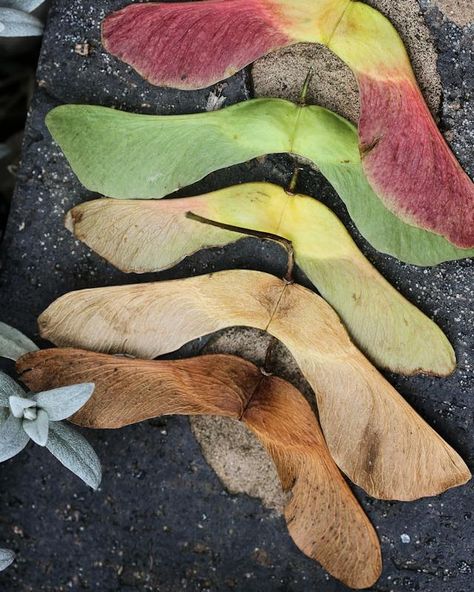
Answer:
37;270;471;501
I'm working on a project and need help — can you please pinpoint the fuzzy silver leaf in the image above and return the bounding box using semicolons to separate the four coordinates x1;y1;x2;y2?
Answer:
0;322;38;362
34;383;95;421
0;7;43;37
0;144;10;159
0;414;29;462
1;0;47;12
23;408;49;446
46;422;102;489
8;395;36;418
0;372;26;407
0;548;14;571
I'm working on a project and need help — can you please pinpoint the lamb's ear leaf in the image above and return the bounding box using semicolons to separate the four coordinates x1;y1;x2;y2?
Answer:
36;270;471;500
0;144;10;159
2;0;47;12
48;101;473;265
45;421;102;489
245;375;381;589
0;7;43;37
8;395;35;418
17;349;255;428
100;0;474;247
0;548;15;571
22;408;49;446
0;321;39;362
17;347;381;588
0;415;29;462
33;383;95;421
0;371;26;407
65;183;456;375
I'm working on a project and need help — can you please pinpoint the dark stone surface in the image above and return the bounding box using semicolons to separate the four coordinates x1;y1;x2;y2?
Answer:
0;1;472;590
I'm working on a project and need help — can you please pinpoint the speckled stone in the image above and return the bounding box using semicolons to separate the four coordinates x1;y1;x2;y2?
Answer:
0;1;472;591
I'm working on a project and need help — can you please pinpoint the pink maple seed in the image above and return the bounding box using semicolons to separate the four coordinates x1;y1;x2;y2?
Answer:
101;0;474;248
102;0;291;90
359;76;474;248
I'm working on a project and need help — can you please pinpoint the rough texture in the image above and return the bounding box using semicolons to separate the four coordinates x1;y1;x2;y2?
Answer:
191;415;288;512
191;328;289;513
192;327;318;514
431;0;474;27
0;0;472;591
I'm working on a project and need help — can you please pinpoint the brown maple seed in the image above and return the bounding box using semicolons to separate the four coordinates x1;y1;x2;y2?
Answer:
17;347;381;589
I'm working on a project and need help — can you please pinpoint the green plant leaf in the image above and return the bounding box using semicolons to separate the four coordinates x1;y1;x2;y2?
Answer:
0;414;29;462
0;321;39;362
46;100;474;265
101;0;474;248
33;383;95;421
46;421;102;489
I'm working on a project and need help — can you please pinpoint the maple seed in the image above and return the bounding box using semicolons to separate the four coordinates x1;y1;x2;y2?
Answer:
36;270;471;502
17;347;382;589
47;101;474;264
64;182;456;376
101;0;474;247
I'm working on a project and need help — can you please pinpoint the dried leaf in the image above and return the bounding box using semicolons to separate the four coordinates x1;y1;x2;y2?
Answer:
36;271;470;500
46;101;474;265
66;182;455;375
18;347;382;588
244;373;381;588
101;0;474;247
